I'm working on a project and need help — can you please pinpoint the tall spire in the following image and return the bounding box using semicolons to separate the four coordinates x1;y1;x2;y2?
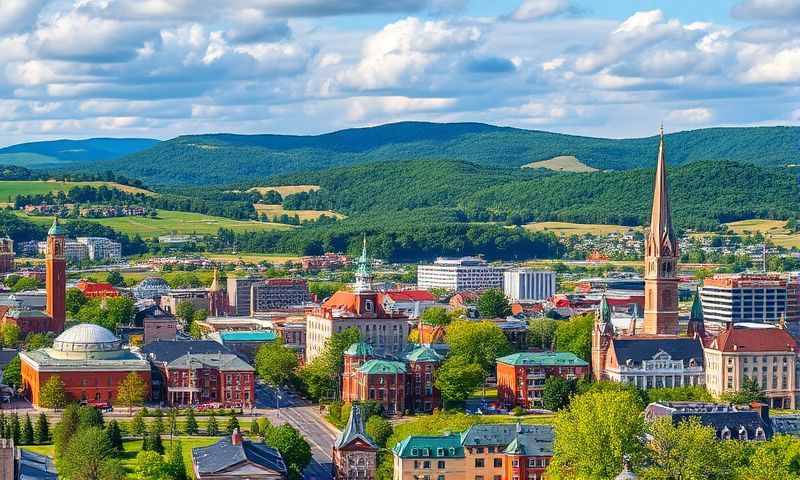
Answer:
209;268;221;292
599;294;612;324
648;127;677;257
690;294;703;322
353;234;373;293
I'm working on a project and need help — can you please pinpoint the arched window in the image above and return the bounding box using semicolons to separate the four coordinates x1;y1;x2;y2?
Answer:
721;427;731;440
738;426;748;441
755;427;766;441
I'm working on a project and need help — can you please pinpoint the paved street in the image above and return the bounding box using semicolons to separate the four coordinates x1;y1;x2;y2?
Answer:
256;383;338;480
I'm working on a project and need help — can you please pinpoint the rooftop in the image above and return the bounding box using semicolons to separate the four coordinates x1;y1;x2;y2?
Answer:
393;433;464;458
497;351;588;367
345;342;375;357
218;331;278;342
404;345;442;363
358;359;406;375
192;433;287;476
711;325;797;353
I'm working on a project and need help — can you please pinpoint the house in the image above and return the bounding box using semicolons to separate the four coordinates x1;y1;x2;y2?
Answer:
192;429;287;479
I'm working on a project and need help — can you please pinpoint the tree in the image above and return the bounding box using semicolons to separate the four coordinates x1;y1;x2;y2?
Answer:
192;308;208;324
0;323;21;348
255;341;299;388
2;355;21;386
299;326;361;401
185;408;198;435
58;426;124;480
117;372;148;415
226;416;240;435
21;414;34;445
35;412;50;444
167;408;179;437
145;426;164;454
103;297;135;329
175;301;196;325
434;355;485;405
53;404;81;461
66;288;88;316
133;451;171;480
721;377;766;404
738;435;800;479
419;307;452;326
166;440;188;480
641;417;742;480
477;288;512;318
131;410;147;438
365;416;393;448
207;413;219;436
445;320;512;371
555;312;594;361
25;332;54;350
105;271;125;287
528;318;558;350
40;375;68;409
549;389;647;479
105;420;124;452
264;424;312;480
151;409;164;435
542;377;577;412
250;419;261;436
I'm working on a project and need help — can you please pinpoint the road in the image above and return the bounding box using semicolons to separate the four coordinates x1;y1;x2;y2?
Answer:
256;383;339;480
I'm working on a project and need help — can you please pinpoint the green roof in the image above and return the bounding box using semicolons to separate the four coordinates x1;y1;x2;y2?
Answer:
48;217;67;236
344;342;375;356
690;294;703;321
496;351;588;367
599;294;611;323
358;359;406;375
393;433;464;458
219;331;277;342
404;345;442;363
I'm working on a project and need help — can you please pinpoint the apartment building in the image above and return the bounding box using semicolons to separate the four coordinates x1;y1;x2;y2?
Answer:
503;269;556;303
496;352;589;409
700;274;794;325
76;237;122;261
417;257;503;292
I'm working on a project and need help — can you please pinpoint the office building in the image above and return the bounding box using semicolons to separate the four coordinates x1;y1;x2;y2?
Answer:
417;257;503;292
503;269;555;303
227;275;261;316
0;237;13;273
250;278;311;315
700;274;793;325
76;237;122;261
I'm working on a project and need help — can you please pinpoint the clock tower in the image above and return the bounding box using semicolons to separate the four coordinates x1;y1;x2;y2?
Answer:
45;217;67;333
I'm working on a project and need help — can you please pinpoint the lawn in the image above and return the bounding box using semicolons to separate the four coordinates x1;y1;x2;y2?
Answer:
522;155;599;173
253;203;346;221
247;184;320;196
17;209;292;238
723;219;800;248
22;436;221;479
524;221;639;236
202;252;301;265
0;180;155;202
469;387;498;399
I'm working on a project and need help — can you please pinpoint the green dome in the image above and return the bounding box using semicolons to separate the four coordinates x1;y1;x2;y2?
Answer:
48;217;67;236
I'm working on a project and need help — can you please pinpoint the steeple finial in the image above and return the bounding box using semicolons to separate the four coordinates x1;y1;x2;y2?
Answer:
599;295;611;324
353;234;373;293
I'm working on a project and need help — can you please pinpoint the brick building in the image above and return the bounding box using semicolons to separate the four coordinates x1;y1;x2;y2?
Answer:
76;280;120;298
496;352;589;409
332;404;379;480
142;306;178;345
19;323;150;406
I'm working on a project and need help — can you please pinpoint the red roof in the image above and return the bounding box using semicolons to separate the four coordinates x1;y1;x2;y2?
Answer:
712;326;797;353
382;290;436;302
76;281;119;296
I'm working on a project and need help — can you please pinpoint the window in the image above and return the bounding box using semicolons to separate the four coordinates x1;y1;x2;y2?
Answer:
512;460;519;467
438;461;446;469
475;459;485;468
477;448;484;454
493;459;502;468
423;461;431;469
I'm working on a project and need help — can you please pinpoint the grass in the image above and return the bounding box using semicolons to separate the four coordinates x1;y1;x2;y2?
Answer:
22;436;221;479
16;209;292;238
202;252;301;265
253;203;346;221
0;180;155;202
723;219;800;248
522;155;599;173
469;387;498;399
524;221;640;236
247;184;320;196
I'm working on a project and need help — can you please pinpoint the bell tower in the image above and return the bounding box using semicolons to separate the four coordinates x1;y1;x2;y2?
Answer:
642;127;680;336
46;217;67;333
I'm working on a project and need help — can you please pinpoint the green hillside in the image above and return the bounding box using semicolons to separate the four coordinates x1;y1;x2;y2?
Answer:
84;122;800;186
0;137;158;167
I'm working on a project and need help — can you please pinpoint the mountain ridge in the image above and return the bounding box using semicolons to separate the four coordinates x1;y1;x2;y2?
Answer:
0;137;159;167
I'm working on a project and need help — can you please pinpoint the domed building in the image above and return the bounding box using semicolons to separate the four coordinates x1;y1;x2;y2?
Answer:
19;323;150;407
132;276;170;300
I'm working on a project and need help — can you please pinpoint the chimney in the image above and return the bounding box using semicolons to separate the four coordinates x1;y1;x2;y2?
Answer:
231;428;242;446
750;402;770;424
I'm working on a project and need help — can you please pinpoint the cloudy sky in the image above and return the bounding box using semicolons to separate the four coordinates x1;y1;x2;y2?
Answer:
0;0;798;144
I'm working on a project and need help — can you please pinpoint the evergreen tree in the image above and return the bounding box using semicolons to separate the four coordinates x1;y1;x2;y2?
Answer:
206;413;218;436
53;404;81;462
79;405;104;429
151;409;164;435
9;413;20;444
147;428;164;454
20;414;34;445
250;419;260;436
131;410;147;438
184;408;198;435
167;408;178;437
226;416;240;435
35;413;50;444
166;440;188;480
105;420;124;453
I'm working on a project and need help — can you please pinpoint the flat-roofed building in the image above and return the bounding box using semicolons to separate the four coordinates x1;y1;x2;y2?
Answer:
417;257;503;292
700;274;793;326
250;278;310;315
503;269;555;302
227;276;261;316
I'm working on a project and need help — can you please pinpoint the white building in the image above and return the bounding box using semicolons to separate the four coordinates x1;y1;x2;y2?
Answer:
503;269;555;302
37;240;89;262
417;257;503;292
76;237;122;261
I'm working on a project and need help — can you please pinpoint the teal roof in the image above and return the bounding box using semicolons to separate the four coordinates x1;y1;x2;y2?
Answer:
690;294;703;321
358;359;406;375
345;342;375;356
219;331;277;342
599;294;611;323
393;433;464;458
404;345;442;363
47;217;67;236
497;351;588;367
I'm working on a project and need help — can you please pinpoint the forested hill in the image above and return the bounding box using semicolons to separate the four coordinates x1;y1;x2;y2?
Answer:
0;137;159;167
275;159;800;231
85;122;800;186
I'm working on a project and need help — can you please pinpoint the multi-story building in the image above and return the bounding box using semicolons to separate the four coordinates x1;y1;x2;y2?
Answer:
75;237;122;261
645;401;772;441
160;288;210;315
704;323;798;409
158;352;255;407
250;278;311;315
700;274;793;326
0;237;14;273
380;291;437;318
332;404;379;480
302;253;349;271
503;269;555;303
37;239;89;263
209;330;278;363
496;352;589;409
76;280;119;298
273;319;306;357
142;306;178;345
227;275;261;316
392;424;554;480
417;257;503;292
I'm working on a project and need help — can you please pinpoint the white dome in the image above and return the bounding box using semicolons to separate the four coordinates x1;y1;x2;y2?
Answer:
52;323;122;355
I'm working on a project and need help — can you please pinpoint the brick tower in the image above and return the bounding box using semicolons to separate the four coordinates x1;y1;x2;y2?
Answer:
642;127;680;336
46;217;67;333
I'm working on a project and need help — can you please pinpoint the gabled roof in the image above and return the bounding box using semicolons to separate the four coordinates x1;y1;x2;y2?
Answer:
497;351;588;367
382;290;437;302
335;404;378;450
648;402;772;440
393;433;463;458
167;352;254;372
503;425;554;456
404;345;442;363
611;336;704;365
141;340;232;363
358;359;406;375
192;436;287;475
76;281;118;295
711;325;797;353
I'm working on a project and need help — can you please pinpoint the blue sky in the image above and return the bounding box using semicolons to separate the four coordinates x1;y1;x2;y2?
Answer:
0;0;798;144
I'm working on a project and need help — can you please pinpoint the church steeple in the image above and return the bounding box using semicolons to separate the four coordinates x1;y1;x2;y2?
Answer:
643;126;679;336
353;235;373;293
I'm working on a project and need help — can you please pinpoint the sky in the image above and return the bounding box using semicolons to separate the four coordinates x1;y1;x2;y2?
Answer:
0;0;799;144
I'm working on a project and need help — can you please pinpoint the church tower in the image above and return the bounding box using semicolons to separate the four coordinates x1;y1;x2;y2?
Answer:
591;295;614;381
642;128;680;336
353;236;373;293
208;269;229;316
45;217;67;333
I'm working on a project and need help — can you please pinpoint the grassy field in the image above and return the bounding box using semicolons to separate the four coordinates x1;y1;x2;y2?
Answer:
723;219;800;248
203;252;301;265
522;155;599;173
247;184;320;196
254;203;346;221
17;209;292;238
0;180;155;202
23;436;220;479
524;221;639;236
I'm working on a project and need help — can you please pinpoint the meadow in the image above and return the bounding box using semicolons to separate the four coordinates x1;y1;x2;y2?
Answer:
524;221;639;236
522;155;599;173
246;184;320;196
0;180;155;202
723;219;800;249
253;203;346;221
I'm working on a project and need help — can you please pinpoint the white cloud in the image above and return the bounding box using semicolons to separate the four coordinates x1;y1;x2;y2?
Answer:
0;0;46;35
732;0;800;20
345;95;456;121
666;107;713;123
511;0;572;21
740;47;800;83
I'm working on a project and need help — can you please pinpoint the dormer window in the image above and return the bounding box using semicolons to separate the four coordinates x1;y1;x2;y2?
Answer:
721;427;731;440
738;426;748;441
755;427;766;440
